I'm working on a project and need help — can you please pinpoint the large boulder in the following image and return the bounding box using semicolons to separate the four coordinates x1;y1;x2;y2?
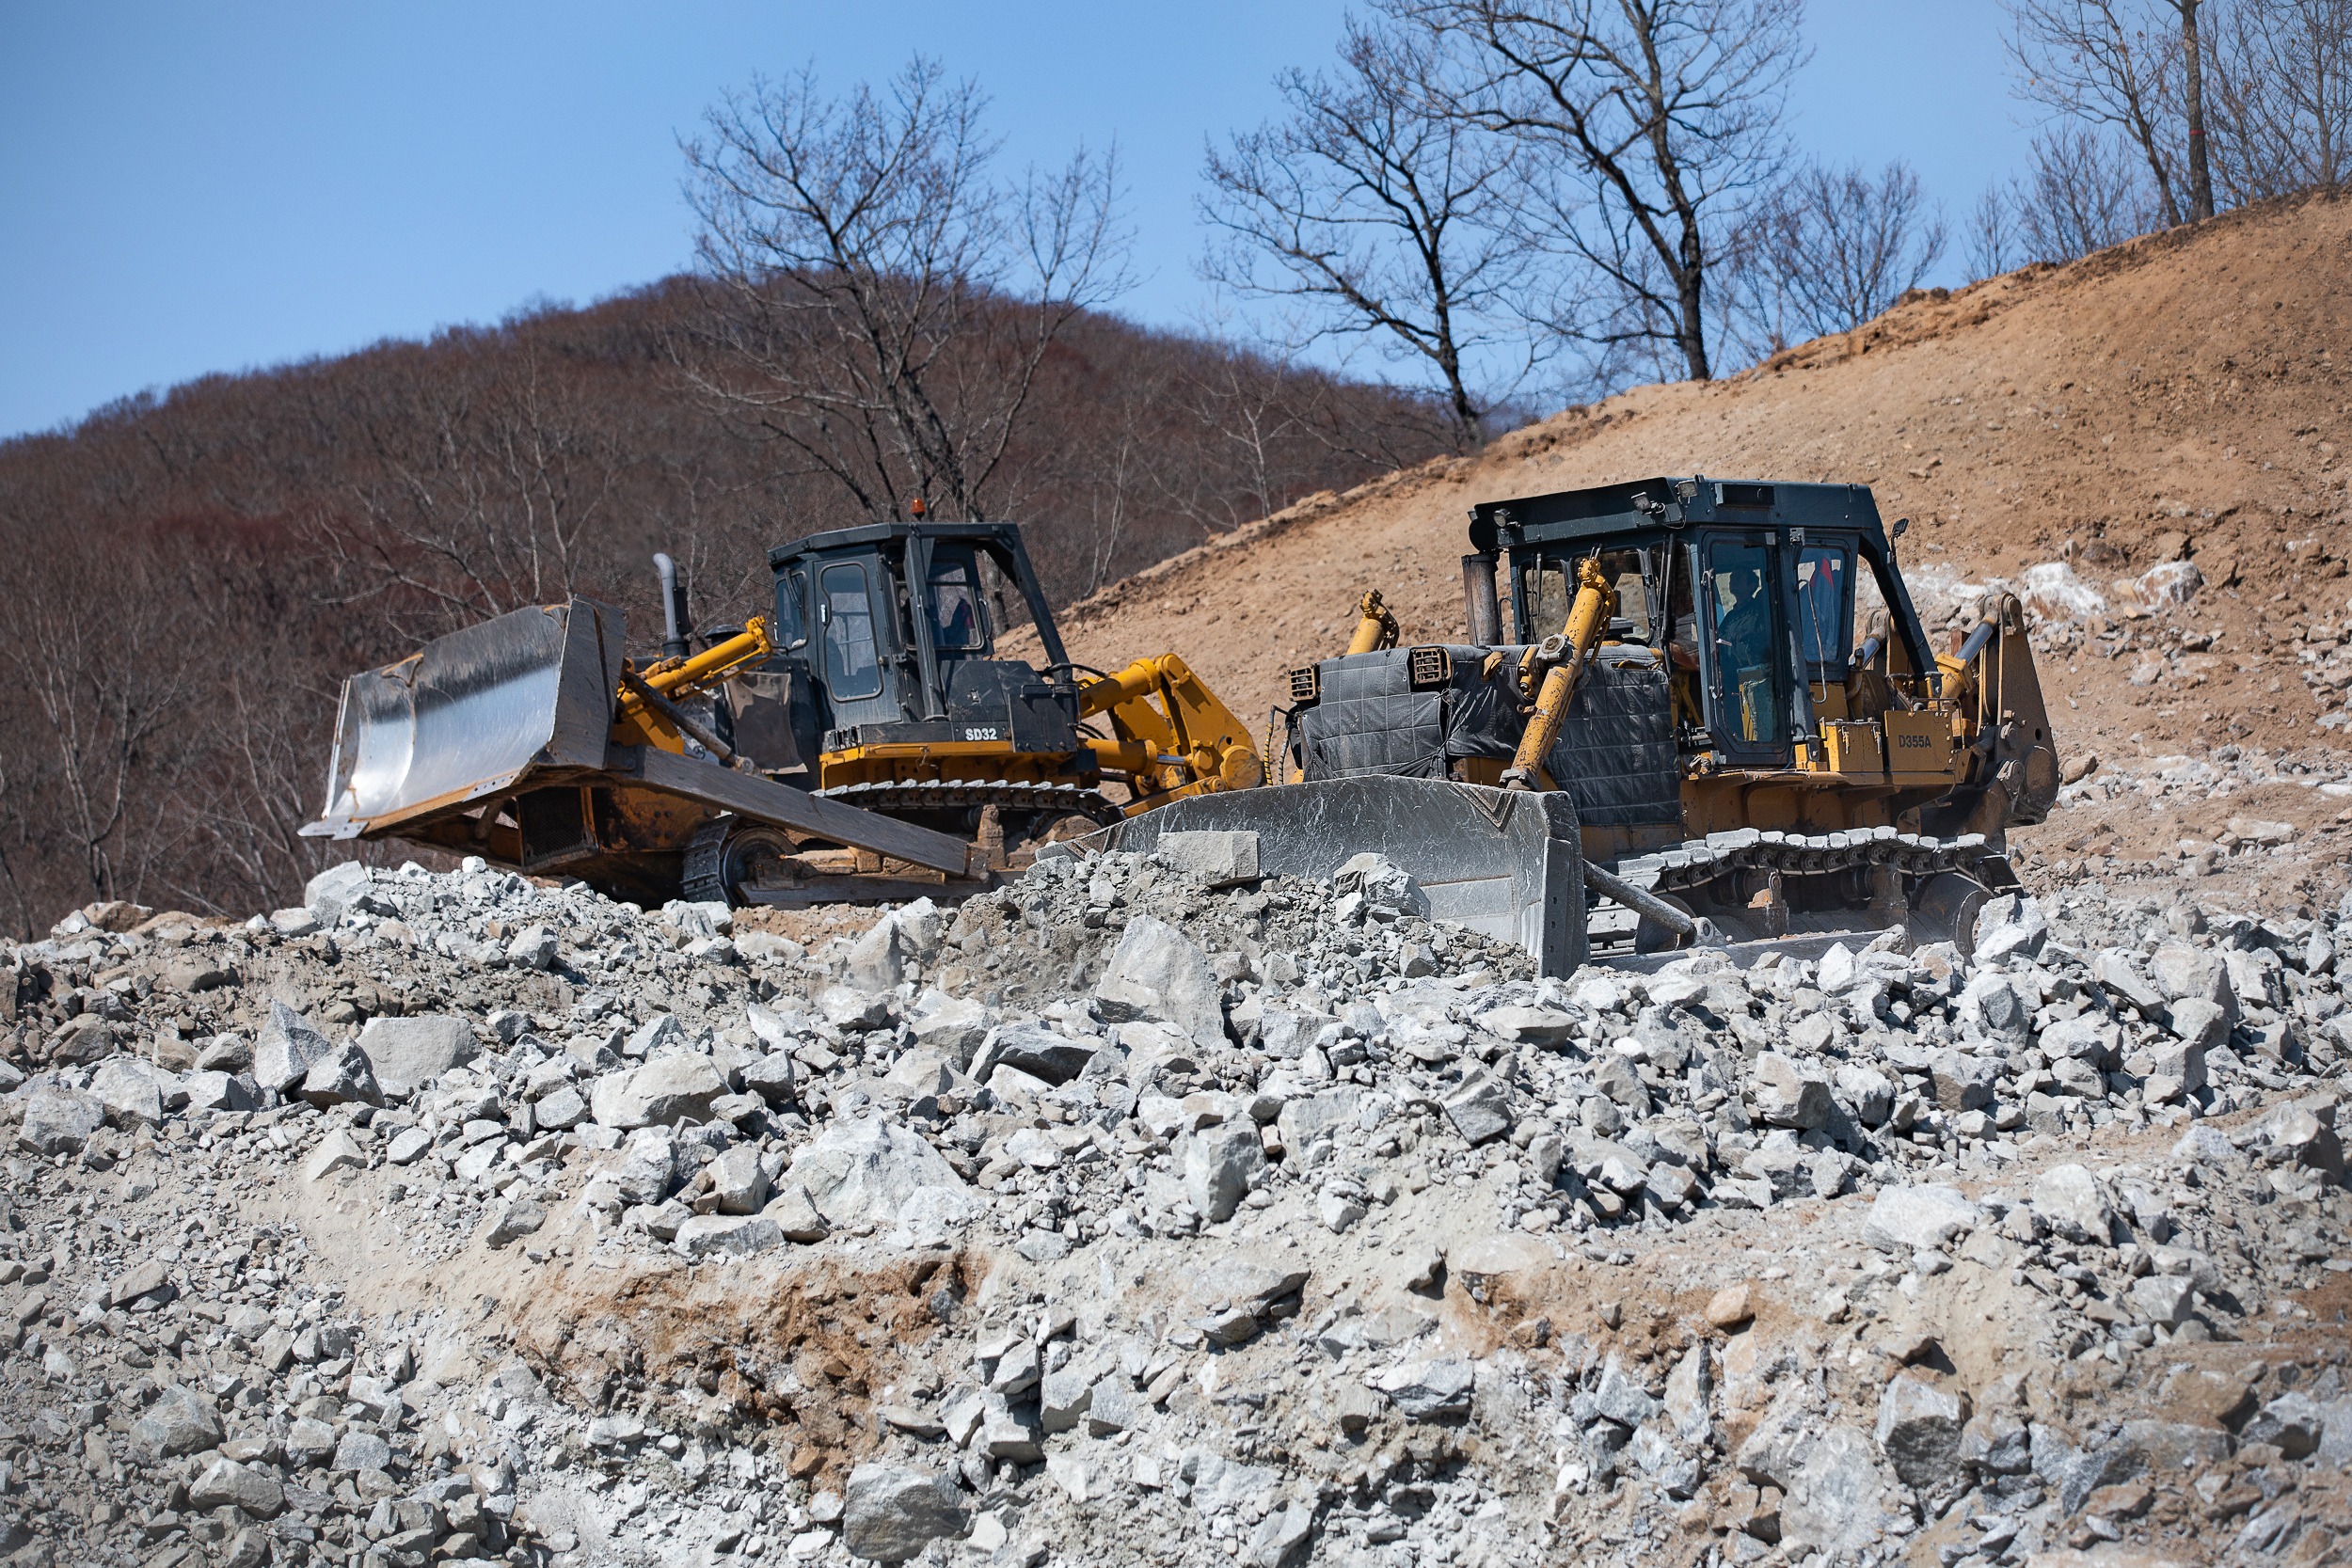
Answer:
252;1003;335;1094
297;1041;383;1108
1779;1424;1907;1555
1095;914;1226;1047
789;1117;967;1228
131;1385;223;1458
590;1054;727;1130
1184;1121;1264;1223
1863;1184;1980;1254
89;1057;174;1128
2031;1164;2117;1245
18;1084;103;1155
1876;1372;1971;1491
987;1024;1096;1086
303;861;373;927
841;1464;968;1563
355;1015;477;1100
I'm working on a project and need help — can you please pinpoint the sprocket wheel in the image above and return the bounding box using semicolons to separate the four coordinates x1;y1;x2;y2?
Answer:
680;815;800;907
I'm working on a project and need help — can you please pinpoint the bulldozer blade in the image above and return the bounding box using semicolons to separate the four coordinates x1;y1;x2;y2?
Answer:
612;745;974;879
1098;776;1589;977
307;598;625;840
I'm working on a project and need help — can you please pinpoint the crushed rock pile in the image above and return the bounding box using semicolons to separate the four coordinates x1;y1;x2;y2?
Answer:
1;833;2349;1568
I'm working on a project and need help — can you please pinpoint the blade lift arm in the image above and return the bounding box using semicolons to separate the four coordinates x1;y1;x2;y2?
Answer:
1079;654;1265;813
612;616;776;758
1502;557;1612;792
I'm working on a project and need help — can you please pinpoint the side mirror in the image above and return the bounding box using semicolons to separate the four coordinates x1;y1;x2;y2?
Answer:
1891;516;1910;539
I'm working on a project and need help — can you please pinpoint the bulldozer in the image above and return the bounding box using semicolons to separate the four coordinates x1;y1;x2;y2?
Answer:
1097;477;2061;972
304;519;1263;907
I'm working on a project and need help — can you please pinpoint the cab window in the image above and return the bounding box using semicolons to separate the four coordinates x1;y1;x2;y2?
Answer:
773;567;808;649
819;562;882;700
1793;545;1851;673
928;555;988;653
1706;537;1785;748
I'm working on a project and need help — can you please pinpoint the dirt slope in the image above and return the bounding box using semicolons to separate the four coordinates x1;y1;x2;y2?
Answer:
1032;191;2352;761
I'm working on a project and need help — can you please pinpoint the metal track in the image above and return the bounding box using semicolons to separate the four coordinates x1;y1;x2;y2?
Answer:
1606;826;2006;898
814;778;1122;823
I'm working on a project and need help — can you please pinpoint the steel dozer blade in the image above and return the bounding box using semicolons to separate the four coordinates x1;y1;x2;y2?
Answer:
304;597;975;882
1097;776;1590;977
307;599;624;840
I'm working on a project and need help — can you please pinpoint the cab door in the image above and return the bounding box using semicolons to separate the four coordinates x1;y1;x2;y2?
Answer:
1695;532;1792;768
814;555;901;731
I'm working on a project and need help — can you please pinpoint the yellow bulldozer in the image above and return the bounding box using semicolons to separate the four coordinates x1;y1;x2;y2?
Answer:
1099;476;2061;970
304;520;1262;908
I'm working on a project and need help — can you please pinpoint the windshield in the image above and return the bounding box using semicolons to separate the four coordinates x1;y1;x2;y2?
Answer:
1794;545;1851;673
928;557;987;652
1707;537;1784;747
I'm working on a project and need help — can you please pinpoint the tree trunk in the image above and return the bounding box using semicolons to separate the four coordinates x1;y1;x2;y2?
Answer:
1677;215;1711;382
2180;0;2215;221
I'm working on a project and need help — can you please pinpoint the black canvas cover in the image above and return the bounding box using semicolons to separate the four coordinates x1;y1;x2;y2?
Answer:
1295;644;1677;829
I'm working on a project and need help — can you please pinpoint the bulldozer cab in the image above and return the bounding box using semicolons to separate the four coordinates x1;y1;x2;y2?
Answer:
1485;478;1937;770
763;521;1084;760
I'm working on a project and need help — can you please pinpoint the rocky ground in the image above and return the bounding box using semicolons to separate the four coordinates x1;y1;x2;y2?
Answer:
2;834;2348;1568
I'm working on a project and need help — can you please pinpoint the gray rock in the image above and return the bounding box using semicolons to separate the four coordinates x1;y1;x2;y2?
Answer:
841;1464;969;1563
1442;1073;1514;1146
2030;1164;2116;1245
188;1457;285;1519
2129;1273;2197;1326
1087;1377;1139;1435
1592;1053;1652;1116
506;925;559;970
1333;853;1429;918
1863;1184;1980;1253
1875;1372;1971;1491
2093;949;2167;1016
1372;1355;1474;1419
89;1057;170;1128
297;1041;383;1108
332;1430;392;1474
1155;830;1262;887
1664;1343;1712;1442
1928;1049;1997;1114
18;1084;103;1156
1276;1086;1364;1161
183;1069;257;1115
485;1199;547;1249
355;1015;477;1100
284;1418;337;1468
1592;1357;1660;1427
1959;1408;2032;1476
605;1127;677;1205
303;861;373;926
763;1182;831;1243
1779;1423;1905;1555
2166;996;2229;1050
131;1385;222;1457
907;997;993;1066
1480;1006;1579;1047
817;987;890;1030
2241;1394;2325;1460
706;1145;771;1214
44;1012;119;1065
2148;1029;2210;1092
1751;1053;1832;1130
1836;1064;1895;1127
2150;940;2238;1020
675;1212;786;1259
989;1023;1096;1086
789;1116;967;1227
739;1052;800;1106
1096;913;1226;1047
252;1002;335;1094
1247;1502;1316;1568
532;1084;588;1131
1039;1365;1095;1433
590;1053;726;1129
1184;1121;1264;1223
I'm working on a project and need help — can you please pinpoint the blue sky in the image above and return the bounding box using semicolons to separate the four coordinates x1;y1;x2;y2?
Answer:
0;2;2031;440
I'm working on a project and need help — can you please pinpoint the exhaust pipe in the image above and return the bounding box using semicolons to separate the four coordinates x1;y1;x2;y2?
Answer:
1462;553;1502;644
653;552;692;660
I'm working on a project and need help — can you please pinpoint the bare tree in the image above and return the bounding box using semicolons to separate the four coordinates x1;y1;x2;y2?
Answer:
1966;182;2026;277
2208;0;2352;200
1200;16;1522;450
2003;1;2215;226
315;347;626;639
2015;123;2164;260
683;58;1131;523
1741;160;1947;342
1403;0;1806;388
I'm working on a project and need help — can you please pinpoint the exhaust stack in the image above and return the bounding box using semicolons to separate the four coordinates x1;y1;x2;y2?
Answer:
654;552;692;660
